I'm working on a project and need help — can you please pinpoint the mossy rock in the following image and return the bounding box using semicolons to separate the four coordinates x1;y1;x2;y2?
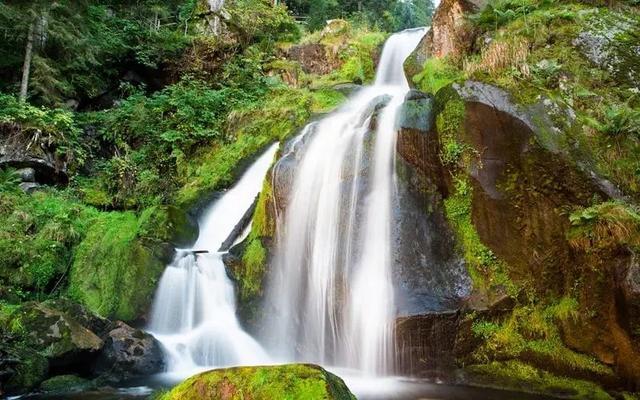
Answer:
161;364;356;400
8;302;102;361
68;211;170;321
39;374;92;393
138;205;199;248
2;345;48;393
462;361;612;400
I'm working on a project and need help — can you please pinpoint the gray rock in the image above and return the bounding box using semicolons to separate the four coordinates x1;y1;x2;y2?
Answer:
15;167;35;182
94;321;164;378
332;83;362;96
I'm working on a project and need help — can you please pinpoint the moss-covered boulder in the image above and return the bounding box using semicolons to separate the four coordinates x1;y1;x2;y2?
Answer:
9;302;103;365
68;211;173;321
161;364;356;400
39;374;92;394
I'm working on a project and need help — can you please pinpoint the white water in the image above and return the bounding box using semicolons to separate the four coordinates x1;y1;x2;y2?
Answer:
148;143;278;377
264;28;427;376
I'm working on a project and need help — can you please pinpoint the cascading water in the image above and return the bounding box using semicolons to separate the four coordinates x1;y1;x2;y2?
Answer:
264;28;427;376
148;143;278;376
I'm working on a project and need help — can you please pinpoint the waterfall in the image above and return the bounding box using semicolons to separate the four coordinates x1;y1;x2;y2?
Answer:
207;0;224;35
264;28;427;375
148;143;278;376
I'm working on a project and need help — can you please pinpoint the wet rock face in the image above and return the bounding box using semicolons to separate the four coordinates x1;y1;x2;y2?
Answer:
94;321;164;379
395;312;461;377
394;92;472;316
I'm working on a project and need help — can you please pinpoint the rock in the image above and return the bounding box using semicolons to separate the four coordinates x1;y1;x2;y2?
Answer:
39;374;92;393
417;0;482;60
15;167;35;182
94;321;164;378
160;364;356;400
395;311;461;378
621;255;640;339
18;182;40;193
332;83;361;96
10;302;103;369
572;11;640;88
287;43;338;75
0;124;69;186
1;345;48;394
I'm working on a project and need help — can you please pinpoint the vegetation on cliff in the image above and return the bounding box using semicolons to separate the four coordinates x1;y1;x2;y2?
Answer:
407;0;640;395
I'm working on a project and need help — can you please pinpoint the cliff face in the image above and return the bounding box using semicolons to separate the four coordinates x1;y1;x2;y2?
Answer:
396;0;640;395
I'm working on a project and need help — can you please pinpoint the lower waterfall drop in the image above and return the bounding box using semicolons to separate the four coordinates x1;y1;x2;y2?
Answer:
148;143;278;376
264;28;427;376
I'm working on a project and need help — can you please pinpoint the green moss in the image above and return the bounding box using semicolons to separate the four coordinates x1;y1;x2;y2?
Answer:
414;58;463;95
0;189;98;298
237;177;275;303
444;177;514;293
67;211;166;320
465;361;612;400
39;374;91;393
471;301;614;380
311;88;347;113
436;98;467;166
161;364;356;400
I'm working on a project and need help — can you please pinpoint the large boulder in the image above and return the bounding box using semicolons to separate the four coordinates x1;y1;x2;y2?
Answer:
396;80;640;390
94;321;164;379
160;364;356;400
9;302;103;368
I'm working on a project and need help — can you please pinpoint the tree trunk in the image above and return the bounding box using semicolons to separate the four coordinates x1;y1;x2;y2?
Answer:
19;21;35;102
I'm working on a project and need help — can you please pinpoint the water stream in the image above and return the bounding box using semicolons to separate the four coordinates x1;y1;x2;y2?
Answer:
147;143;278;377
263;28;428;376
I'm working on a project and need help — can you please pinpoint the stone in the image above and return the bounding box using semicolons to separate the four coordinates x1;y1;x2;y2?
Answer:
160;364;356;400
332;83;362;96
94;321;164;378
11;302;103;369
15;167;35;182
39;374;92;393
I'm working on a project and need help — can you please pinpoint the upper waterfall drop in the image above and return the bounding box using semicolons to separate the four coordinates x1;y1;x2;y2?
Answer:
148;143;278;377
263;28;427;376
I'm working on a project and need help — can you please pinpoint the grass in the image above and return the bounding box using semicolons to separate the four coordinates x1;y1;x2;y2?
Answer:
568;201;640;252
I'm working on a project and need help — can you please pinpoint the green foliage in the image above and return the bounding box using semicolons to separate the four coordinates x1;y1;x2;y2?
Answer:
177;87;313;208
161;364;356;400
0;189;97;298
0;94;83;165
414;58;463;95
568;201;640;251
585;104;640;140
0;169;21;192
471;0;549;29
